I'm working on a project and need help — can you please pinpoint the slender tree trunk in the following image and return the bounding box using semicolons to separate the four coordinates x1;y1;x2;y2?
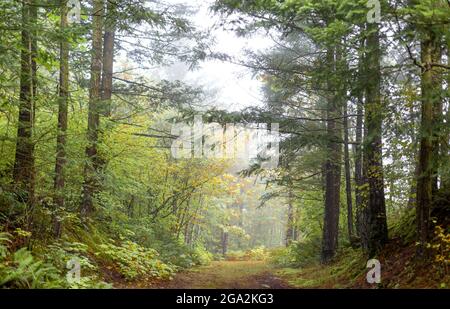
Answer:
354;94;364;234
101;0;116;116
364;23;388;257
81;0;104;219
285;187;295;246
127;195;135;218
354;34;366;243
360;124;370;251
14;0;36;217
443;45;450;190
221;229;228;256
293;202;299;240
53;0;70;238
407;161;420;209
407;102;420;210
321;47;342;263
184;221;191;245
343;99;354;241
340;39;354;243
431;45;442;196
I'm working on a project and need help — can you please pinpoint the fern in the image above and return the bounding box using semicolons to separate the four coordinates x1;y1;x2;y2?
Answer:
0;248;63;288
0;232;12;260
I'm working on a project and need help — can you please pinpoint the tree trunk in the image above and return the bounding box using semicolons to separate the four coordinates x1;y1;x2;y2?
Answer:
364;23;388;257
285;187;295;246
407;102;420;210
431;44;442;197
443;45;450;190
101;0;116;116
407;163;420;209
53;0;70;238
344;99;354;241
354;34;367;244
321;47;342;263
354;93;364;234
416;31;440;257
221;229;228;256
14;0;36;216
360;125;370;251
81;0;104;219
354;44;365;238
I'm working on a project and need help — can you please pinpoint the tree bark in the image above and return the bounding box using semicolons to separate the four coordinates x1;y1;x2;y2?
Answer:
416;31;440;257
364;23;388;257
360;123;370;251
14;0;37;215
354;39;365;239
431;44;442;197
81;0;104;219
285;187;295;246
443;44;450;190
221;229;228;256
53;0;70;237
101;0;116;116
355;93;364;235
321;47;342;263
343;99;354;241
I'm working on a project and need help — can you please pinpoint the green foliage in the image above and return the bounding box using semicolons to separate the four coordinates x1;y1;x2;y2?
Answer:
0;233;63;288
327;247;366;283
389;208;417;244
245;246;269;261
95;240;174;281
0;232;11;259
227;246;269;261
0;233;111;289
190;245;214;266
279;245;366;288
225;250;246;261
45;241;93;270
155;239;213;268
271;238;321;267
0;248;63;289
429;225;450;277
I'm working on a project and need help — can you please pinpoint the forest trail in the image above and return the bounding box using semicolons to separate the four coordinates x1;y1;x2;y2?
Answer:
153;261;293;289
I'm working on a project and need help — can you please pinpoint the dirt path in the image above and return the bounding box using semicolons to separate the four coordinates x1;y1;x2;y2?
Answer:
154;260;293;289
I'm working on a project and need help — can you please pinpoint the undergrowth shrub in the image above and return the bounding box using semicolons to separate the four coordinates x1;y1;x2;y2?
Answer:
95;240;174;281
114;218;212;268
0;232;110;289
0;232;63;288
429;225;449;277
389;208;416;244
226;250;245;261
328;247;366;284
245;246;269;261
157;241;213;268
270;237;321;267
226;246;269;261
190;244;213;265
44;241;111;289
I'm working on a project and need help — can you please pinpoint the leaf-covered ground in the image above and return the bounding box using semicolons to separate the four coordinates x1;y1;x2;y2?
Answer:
144;261;292;289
